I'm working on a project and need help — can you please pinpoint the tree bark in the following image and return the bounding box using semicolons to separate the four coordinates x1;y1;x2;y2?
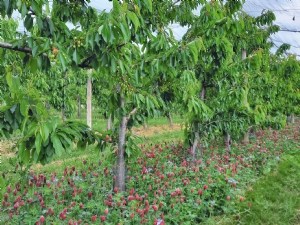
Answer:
143;122;148;129
242;131;250;144
77;95;81;119
191;131;200;160
116;114;127;192
191;84;206;160
0;41;32;54
167;112;173;127
86;70;92;128
242;49;247;60
225;132;231;154
115;95;127;192
107;114;112;130
287;114;295;124
291;114;295;123
200;84;206;100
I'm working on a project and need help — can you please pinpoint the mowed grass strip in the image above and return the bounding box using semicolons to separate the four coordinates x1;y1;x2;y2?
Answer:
230;152;300;225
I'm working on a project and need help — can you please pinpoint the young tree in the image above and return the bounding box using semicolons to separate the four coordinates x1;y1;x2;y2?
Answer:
0;0;205;191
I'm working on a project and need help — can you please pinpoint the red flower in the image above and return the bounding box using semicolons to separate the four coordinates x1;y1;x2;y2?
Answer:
91;215;97;222
152;205;158;211
39;215;45;223
100;215;106;222
104;208;109;215
198;189;203;195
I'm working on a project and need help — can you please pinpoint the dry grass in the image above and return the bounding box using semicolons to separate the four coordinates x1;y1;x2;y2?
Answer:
132;123;183;137
0;140;15;158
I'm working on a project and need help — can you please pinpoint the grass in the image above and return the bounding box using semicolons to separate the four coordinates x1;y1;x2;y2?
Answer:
77;112;184;131
239;152;300;225
209;150;300;225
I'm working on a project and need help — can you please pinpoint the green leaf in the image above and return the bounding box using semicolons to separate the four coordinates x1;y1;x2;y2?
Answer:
127;11;140;32
51;133;64;156
18;142;30;164
35;134;42;155
24;15;33;30
21;2;28;17
29;58;38;73
32;45;38;57
98;25;104;34
40;123;50;142
144;0;153;12
120;23;129;41
111;58;116;73
6;72;13;90
102;24;110;43
4;0;10;12
73;49;80;65
118;59;125;74
58;52;67;71
113;0;121;13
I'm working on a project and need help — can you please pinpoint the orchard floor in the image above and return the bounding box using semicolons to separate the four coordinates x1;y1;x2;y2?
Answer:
0;118;299;224
209;152;300;225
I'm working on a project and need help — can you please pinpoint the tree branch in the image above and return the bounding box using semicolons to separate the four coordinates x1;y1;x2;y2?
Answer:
172;0;181;6
78;54;96;68
125;107;138;124
0;41;32;54
128;108;138;117
0;41;95;68
279;29;300;33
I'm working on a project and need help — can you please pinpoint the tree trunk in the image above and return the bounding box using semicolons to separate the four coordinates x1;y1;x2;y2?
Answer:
143;122;148;129
242;49;247;60
167;112;173;127
115;95;126;192
86;71;92;128
225;132;231;154
242;130;250;144
291;114;295;123
107;114;112;130
200;85;206;100
288;114;295;124
191;131;200;160
191;84;206;160
77;95;81;119
45;101;50;110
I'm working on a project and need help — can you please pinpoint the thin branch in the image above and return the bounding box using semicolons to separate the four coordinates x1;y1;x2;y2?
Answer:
279;29;300;33
0;41;95;68
78;54;95;68
128;108;138;117
0;41;32;54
